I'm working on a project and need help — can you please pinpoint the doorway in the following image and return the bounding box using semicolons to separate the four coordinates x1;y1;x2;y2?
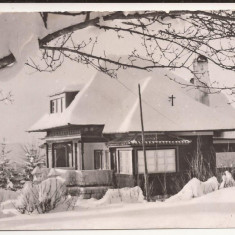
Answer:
53;142;72;167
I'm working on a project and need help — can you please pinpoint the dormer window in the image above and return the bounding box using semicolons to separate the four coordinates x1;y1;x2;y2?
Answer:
50;97;65;114
49;85;81;114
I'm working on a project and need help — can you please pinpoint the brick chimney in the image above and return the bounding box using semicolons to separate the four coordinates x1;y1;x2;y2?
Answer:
192;55;210;106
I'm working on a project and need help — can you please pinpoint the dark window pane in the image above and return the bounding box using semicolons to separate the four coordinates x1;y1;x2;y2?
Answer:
94;150;102;169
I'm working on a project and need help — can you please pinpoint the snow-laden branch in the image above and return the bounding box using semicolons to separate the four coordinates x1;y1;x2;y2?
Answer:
1;10;235;93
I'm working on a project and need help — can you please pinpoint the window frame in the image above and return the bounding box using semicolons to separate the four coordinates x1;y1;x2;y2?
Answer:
94;150;111;170
94;150;103;170
50;95;66;114
136;147;178;174
117;149;133;175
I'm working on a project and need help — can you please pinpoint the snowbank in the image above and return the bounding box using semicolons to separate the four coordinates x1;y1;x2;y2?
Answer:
219;171;235;189
166;177;219;202
1;200;16;210
0;188;19;203
99;187;144;205
0;208;15;219
76;186;144;208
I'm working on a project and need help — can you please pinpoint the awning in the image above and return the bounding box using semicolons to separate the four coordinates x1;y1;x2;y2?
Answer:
108;133;191;147
213;137;235;144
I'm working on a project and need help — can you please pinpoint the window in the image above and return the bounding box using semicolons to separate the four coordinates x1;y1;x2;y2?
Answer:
53;142;72;167
102;151;110;170
94;150;102;169
138;149;176;174
118;150;133;174
50;100;57;113
110;150;116;171
94;150;110;170
57;99;61;113
50;97;65;113
61;97;65;112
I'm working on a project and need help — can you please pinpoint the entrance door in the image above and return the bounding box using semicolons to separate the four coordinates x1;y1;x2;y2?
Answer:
53;142;72;167
56;145;67;167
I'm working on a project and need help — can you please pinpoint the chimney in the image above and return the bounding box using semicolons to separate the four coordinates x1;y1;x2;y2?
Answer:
192;55;210;106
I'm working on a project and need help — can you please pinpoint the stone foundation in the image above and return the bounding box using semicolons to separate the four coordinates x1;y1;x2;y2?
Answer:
67;186;112;199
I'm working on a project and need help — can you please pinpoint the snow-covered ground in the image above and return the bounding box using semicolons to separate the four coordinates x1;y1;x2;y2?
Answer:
1;186;235;230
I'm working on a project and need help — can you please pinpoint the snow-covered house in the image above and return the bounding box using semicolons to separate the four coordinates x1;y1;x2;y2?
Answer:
28;56;235;195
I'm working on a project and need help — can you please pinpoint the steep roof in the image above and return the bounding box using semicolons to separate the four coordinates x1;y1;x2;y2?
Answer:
28;68;235;133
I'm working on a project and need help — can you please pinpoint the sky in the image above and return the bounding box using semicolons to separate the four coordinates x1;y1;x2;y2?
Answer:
0;60;96;144
0;12;235;144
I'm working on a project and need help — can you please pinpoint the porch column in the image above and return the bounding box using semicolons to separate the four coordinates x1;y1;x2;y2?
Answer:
72;141;78;170
47;142;53;168
77;142;83;170
46;143;49;168
74;142;78;170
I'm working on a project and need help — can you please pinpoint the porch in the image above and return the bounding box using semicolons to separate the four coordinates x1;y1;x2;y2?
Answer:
33;167;114;199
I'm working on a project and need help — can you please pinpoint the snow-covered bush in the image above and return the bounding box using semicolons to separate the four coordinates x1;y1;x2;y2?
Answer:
14;181;39;214
37;177;67;213
14;177;67;214
166;176;219;202
219;171;235;189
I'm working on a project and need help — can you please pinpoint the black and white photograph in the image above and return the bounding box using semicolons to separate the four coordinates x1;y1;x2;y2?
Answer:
0;3;235;230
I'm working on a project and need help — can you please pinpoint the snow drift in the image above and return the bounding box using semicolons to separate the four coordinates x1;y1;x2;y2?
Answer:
166;177;219;202
219;171;235;189
0;188;19;203
76;186;144;208
99;186;144;204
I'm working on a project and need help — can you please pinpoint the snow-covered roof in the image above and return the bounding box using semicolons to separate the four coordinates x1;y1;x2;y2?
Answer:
28;68;235;133
108;133;192;147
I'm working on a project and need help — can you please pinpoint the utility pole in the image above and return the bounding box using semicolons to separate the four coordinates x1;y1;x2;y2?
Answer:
138;84;150;201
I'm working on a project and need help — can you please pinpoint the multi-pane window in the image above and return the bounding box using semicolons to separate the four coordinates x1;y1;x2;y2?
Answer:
138;149;176;174
118;150;133;175
102;150;110;170
50;100;57;113
94;150;102;169
50;97;65;113
94;150;110;170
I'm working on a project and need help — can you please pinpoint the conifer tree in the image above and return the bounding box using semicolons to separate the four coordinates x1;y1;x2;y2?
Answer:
22;143;46;181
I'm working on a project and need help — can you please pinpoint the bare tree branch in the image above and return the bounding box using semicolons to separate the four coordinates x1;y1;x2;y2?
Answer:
1;10;235;94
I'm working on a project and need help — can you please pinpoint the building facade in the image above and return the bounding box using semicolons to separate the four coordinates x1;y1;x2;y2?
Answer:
29;57;235;196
